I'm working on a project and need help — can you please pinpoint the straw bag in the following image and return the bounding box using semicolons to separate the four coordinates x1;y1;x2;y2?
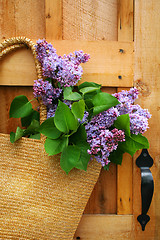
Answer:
0;37;101;240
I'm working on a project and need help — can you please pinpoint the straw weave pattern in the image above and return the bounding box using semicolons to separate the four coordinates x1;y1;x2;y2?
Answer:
0;38;101;239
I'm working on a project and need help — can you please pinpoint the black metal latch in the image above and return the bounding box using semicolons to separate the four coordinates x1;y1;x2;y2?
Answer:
136;149;154;231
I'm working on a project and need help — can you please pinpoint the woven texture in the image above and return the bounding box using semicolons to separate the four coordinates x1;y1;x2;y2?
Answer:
0;37;102;239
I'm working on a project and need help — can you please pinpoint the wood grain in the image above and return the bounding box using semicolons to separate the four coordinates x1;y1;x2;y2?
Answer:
117;0;134;215
117;152;133;215
118;0;134;41
84;164;117;214
74;215;133;239
133;0;160;239
0;0;45;39
0;40;134;87
45;0;63;40
63;0;118;41
0;0;16;39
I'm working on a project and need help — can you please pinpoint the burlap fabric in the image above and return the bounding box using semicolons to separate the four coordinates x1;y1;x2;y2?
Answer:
0;37;101;239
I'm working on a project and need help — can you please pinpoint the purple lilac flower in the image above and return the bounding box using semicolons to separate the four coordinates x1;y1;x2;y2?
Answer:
85;107;119;138
35;40;90;87
113;88;151;135
33;79;62;107
129;114;149;135
87;128;125;167
64;50;90;65
47;104;58;119
129;104;151;119
85;109;124;166
113;88;139;104
56;59;83;87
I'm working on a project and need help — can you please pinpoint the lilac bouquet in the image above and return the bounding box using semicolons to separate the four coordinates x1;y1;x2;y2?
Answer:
9;40;151;173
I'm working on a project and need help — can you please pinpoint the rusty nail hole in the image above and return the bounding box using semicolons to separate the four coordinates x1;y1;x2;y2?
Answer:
76;237;81;239
120;198;122;202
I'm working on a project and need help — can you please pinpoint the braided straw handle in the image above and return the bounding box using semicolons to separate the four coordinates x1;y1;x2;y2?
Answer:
0;37;47;126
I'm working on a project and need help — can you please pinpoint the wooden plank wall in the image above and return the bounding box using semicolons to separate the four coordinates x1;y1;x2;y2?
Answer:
4;1;160;239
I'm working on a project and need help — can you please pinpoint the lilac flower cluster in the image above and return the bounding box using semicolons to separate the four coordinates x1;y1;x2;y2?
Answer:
86;127;125;166
33;79;62;106
85;108;124;166
35;39;90;88
47;104;58;119
113;88;151;135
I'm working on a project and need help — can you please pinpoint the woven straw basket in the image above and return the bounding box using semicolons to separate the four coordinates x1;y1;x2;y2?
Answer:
0;37;101;240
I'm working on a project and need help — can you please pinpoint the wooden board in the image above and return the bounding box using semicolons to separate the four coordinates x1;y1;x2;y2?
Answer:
117;0;134;215
118;0;134;41
63;0;118;41
133;0;160;239
45;0;62;40
0;40;134;87
74;215;133;239
0;0;45;39
84;164;117;214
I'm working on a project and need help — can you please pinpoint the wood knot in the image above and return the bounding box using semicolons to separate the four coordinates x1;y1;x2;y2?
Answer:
135;79;151;97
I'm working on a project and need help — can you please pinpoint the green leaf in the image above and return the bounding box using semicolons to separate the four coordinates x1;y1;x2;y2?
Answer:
63;87;82;101
60;145;81;174
114;114;131;136
69;125;90;171
44;137;68;156
24;119;40;135
119;134;149;157
70;125;88;146
71;99;85;121
92;92;120;115
54;101;78;133
74;145;90;171
131;134;149;148
9;95;32;118
38;117;61;139
21;109;40;127
78;81;101;90
29;133;41;140
10;127;24;143
109;147;124;165
79;86;101;95
84;99;94;110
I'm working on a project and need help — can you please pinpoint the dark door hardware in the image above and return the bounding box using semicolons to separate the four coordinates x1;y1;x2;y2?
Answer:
136;149;154;231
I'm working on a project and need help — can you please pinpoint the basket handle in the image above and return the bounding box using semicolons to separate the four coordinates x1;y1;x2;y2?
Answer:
0;37;47;131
